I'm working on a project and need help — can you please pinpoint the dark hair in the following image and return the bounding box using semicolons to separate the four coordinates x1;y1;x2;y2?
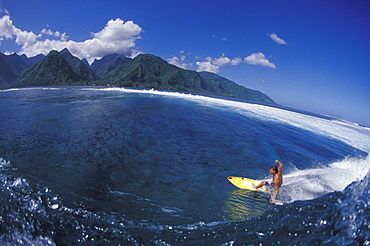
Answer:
271;166;278;173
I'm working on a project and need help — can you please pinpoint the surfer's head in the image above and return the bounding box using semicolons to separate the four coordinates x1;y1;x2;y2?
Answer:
270;166;278;174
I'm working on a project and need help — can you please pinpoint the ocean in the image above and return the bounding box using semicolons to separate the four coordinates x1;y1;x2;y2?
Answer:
0;87;369;245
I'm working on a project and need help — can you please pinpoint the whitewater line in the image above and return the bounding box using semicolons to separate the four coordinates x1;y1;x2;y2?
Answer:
95;87;370;153
3;86;370;154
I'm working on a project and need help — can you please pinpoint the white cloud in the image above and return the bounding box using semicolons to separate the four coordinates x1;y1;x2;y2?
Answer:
93;19;142;43
0;15;40;48
244;52;276;69
0;15;143;61
167;55;192;69
0;8;10;15
174;52;275;74
14;29;40;49
195;55;243;74
41;28;54;36
0;15;18;39
196;57;220;74
212;55;242;67
196;61;219;74
59;32;68;41
41;28;68;41
231;57;242;65
269;33;287;45
212;56;231;66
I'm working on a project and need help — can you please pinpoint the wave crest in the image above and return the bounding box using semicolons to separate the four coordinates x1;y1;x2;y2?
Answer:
280;155;370;203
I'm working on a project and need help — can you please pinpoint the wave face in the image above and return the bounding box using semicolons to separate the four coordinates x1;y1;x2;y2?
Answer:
0;87;369;245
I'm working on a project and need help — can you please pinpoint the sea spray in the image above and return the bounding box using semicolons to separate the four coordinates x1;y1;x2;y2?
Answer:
280;155;370;203
0;87;369;245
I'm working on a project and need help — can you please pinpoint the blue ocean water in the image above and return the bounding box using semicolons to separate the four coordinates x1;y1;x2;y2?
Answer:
0;87;369;245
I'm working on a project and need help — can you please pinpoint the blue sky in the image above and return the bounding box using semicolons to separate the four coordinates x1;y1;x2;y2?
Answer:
1;0;369;126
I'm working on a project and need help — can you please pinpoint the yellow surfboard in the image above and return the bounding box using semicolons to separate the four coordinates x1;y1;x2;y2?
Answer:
227;176;267;192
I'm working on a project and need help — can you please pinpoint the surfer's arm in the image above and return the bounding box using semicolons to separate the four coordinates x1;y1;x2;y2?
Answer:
275;160;283;171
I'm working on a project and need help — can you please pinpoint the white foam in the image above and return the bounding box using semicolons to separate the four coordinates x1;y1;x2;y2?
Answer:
280;155;370;203
0;158;10;167
96;88;370;203
0;87;67;93
90;87;370;153
3;87;370;153
205;100;370;153
1;87;369;205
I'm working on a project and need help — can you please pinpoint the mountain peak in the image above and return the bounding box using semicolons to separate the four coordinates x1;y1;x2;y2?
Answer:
92;53;131;77
3;49;275;104
60;47;72;55
91;53;123;71
134;54;171;65
13;50;89;87
60;48;99;81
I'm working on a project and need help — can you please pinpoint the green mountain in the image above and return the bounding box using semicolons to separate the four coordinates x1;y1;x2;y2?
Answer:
8;50;275;104
199;71;275;104
60;48;99;81
94;54;131;78
101;54;207;91
101;54;275;103
2;53;29;76
13;50;90;87
91;53;124;70
0;53;42;88
0;53;18;87
0;52;43;87
21;54;44;67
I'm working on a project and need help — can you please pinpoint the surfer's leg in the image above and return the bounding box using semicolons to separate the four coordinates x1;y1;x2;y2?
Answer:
252;181;266;189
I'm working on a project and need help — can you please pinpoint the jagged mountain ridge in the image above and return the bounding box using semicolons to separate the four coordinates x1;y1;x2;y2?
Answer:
198;71;275;103
101;54;275;103
13;50;90;87
60;48;99;81
3;49;275;104
0;52;44;87
93;54;131;78
101;54;207;91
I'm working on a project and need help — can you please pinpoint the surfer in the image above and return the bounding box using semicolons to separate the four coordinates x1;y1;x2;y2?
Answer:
253;160;283;204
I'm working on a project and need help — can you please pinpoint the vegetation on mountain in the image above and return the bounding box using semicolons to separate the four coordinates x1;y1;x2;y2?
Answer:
101;54;207;91
101;54;275;103
60;48;99;81
0;54;18;87
199;71;275;104
94;54;131;78
1;49;276;104
0;52;43;87
13;50;90;87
